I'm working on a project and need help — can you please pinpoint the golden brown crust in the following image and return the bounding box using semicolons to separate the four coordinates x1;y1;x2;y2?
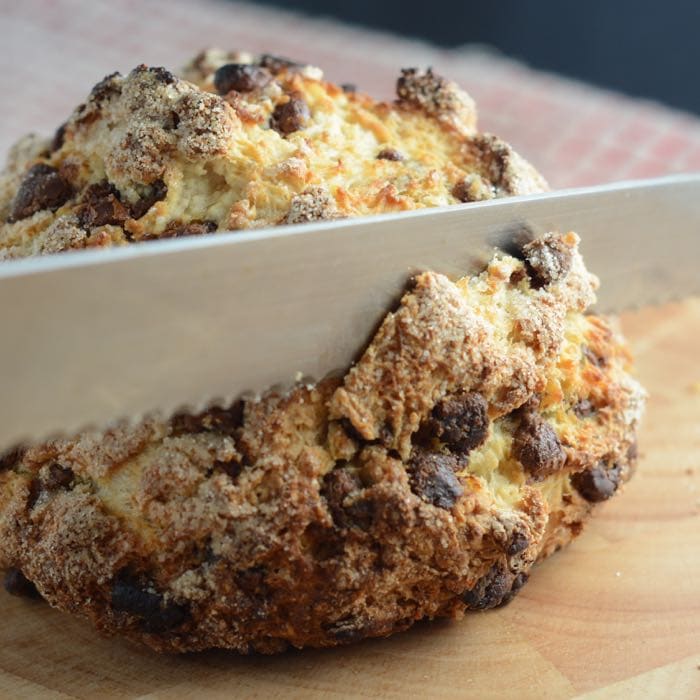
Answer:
0;232;644;653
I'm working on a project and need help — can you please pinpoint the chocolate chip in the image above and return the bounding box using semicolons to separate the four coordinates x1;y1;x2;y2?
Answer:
270;94;310;135
461;563;511;610
377;148;404;161
452;179;473;203
78;181;130;228
512;414;565;479
149;66;176;84
522;235;572;289
51;122;67;152
571;462;622;503
408;450;464;509
573;399;596;418
164;110;180;131
509;268;527;285
3;568;40;599
341;83;357;94
89;72;120;103
214;64;271;94
159;220;217;238
45;464;74;490
8;164;74;222
501;571;529;605
0;446;24;472
112;572;188;633
322;467;372;529
26;478;41;510
259;54;301;74
212;459;243;481
506;530;530;557
129;179;167;219
452;174;495;203
421;391;489;456
170;401;244;437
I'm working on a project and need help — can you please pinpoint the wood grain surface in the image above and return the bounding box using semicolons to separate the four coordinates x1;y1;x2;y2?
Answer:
1;300;699;699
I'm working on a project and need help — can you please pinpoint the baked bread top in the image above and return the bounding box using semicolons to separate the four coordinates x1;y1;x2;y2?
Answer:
0;49;546;258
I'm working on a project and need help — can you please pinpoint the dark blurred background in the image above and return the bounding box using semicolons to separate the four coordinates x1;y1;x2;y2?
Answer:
253;0;700;115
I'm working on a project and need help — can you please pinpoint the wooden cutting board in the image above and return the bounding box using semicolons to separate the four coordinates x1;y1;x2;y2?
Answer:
1;300;699;699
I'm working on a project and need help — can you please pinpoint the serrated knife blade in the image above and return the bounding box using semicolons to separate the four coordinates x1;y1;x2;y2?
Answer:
1;173;699;451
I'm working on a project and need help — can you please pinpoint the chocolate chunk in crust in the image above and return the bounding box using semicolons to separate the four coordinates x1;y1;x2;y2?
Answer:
408;450;464;509
214;64;271;94
129;179;168;219
452;174;495;203
78;181;130;228
522;234;573;289
572;462;622;503
422;391;490;456
170;402;244;437
112;573;189;634
461;563;512;610
26;479;41;510
506;530;530;557
148;66;177;85
322;467;374;530
8;164;74;222
377;148;404;161
45;464;75;490
0;446;25;471
89;71;121;104
270;94;310;135
3;568;40;599
512;414;565;479
212;458;243;482
51;122;67;152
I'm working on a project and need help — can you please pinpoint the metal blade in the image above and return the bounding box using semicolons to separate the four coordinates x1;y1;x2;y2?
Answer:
1;173;699;450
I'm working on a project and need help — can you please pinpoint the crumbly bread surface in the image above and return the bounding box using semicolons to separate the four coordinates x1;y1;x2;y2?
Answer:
0;50;545;258
0;52;644;654
0;231;643;653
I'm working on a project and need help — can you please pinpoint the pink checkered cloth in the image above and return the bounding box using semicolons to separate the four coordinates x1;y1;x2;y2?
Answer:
2;0;700;188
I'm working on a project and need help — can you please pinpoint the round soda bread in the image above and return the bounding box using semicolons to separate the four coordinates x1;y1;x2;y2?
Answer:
0;51;644;653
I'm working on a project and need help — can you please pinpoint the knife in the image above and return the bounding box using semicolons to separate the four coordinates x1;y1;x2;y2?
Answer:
1;173;699;451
